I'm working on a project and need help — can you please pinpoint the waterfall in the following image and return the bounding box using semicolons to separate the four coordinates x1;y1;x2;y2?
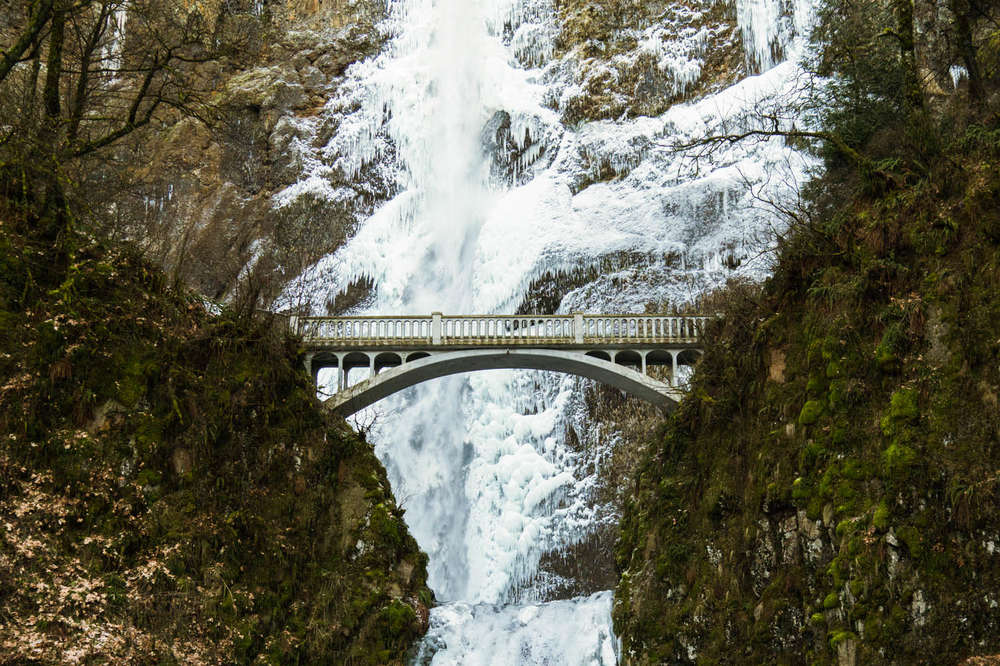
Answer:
103;1;129;79
277;0;819;661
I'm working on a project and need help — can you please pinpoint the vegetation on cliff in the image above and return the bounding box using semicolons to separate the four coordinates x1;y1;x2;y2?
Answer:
0;0;387;308
553;0;743;123
613;0;1000;661
0;208;431;662
0;5;434;662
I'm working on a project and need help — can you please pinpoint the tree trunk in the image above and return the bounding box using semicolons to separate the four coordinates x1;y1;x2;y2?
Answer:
893;0;923;111
950;0;985;104
0;0;54;85
42;8;65;121
40;7;68;237
68;4;114;143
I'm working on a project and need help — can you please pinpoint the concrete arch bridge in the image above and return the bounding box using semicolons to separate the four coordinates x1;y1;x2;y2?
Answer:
293;313;708;416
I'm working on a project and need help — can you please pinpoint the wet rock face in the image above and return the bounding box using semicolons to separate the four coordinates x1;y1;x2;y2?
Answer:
611;142;1000;661
528;524;622;601
553;0;744;123
481;110;549;186
115;0;389;304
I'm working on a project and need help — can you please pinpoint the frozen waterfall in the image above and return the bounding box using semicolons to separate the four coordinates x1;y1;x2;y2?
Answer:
277;0;819;661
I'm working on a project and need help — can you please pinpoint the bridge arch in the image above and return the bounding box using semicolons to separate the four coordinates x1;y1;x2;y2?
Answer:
677;349;702;365
323;349;682;416
645;349;672;366
374;352;403;374
615;349;643;369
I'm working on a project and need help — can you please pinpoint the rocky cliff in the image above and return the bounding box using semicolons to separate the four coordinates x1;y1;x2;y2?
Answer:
613;113;1000;664
0;212;431;663
113;0;391;304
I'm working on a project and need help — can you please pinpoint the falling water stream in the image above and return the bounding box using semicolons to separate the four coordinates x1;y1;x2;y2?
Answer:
278;0;819;661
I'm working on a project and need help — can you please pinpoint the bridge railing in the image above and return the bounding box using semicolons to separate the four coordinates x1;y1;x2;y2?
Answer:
297;316;432;341
440;315;575;341
295;313;710;346
581;315;706;340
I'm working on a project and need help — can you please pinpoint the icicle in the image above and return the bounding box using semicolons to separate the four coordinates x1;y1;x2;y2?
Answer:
950;65;969;89
272;0;823;660
103;1;129;80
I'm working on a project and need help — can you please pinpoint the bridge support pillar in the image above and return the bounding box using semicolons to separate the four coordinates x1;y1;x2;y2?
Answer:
303;353;315;383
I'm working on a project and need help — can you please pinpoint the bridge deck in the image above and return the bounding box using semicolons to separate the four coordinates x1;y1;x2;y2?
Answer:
295;313;709;350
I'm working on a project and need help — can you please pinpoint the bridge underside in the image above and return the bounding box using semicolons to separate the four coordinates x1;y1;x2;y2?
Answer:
309;348;699;416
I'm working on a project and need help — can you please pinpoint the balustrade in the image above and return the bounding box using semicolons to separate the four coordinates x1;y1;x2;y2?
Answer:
296;314;709;345
298;316;432;341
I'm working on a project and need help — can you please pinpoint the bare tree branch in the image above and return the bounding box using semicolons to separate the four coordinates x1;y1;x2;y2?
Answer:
671;128;871;171
67;2;113;142
0;0;54;85
70;64;162;157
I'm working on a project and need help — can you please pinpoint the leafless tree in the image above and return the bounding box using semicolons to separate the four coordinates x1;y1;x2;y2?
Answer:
0;0;225;236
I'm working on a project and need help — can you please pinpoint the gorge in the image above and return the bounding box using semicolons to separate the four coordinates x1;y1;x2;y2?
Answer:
2;0;999;663
270;0;814;660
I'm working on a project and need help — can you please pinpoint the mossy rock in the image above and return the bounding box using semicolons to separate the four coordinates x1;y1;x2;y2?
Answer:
799;400;825;426
0;224;432;663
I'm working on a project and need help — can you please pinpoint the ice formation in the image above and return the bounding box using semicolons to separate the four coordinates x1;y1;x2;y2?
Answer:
275;0;820;661
101;1;129;79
